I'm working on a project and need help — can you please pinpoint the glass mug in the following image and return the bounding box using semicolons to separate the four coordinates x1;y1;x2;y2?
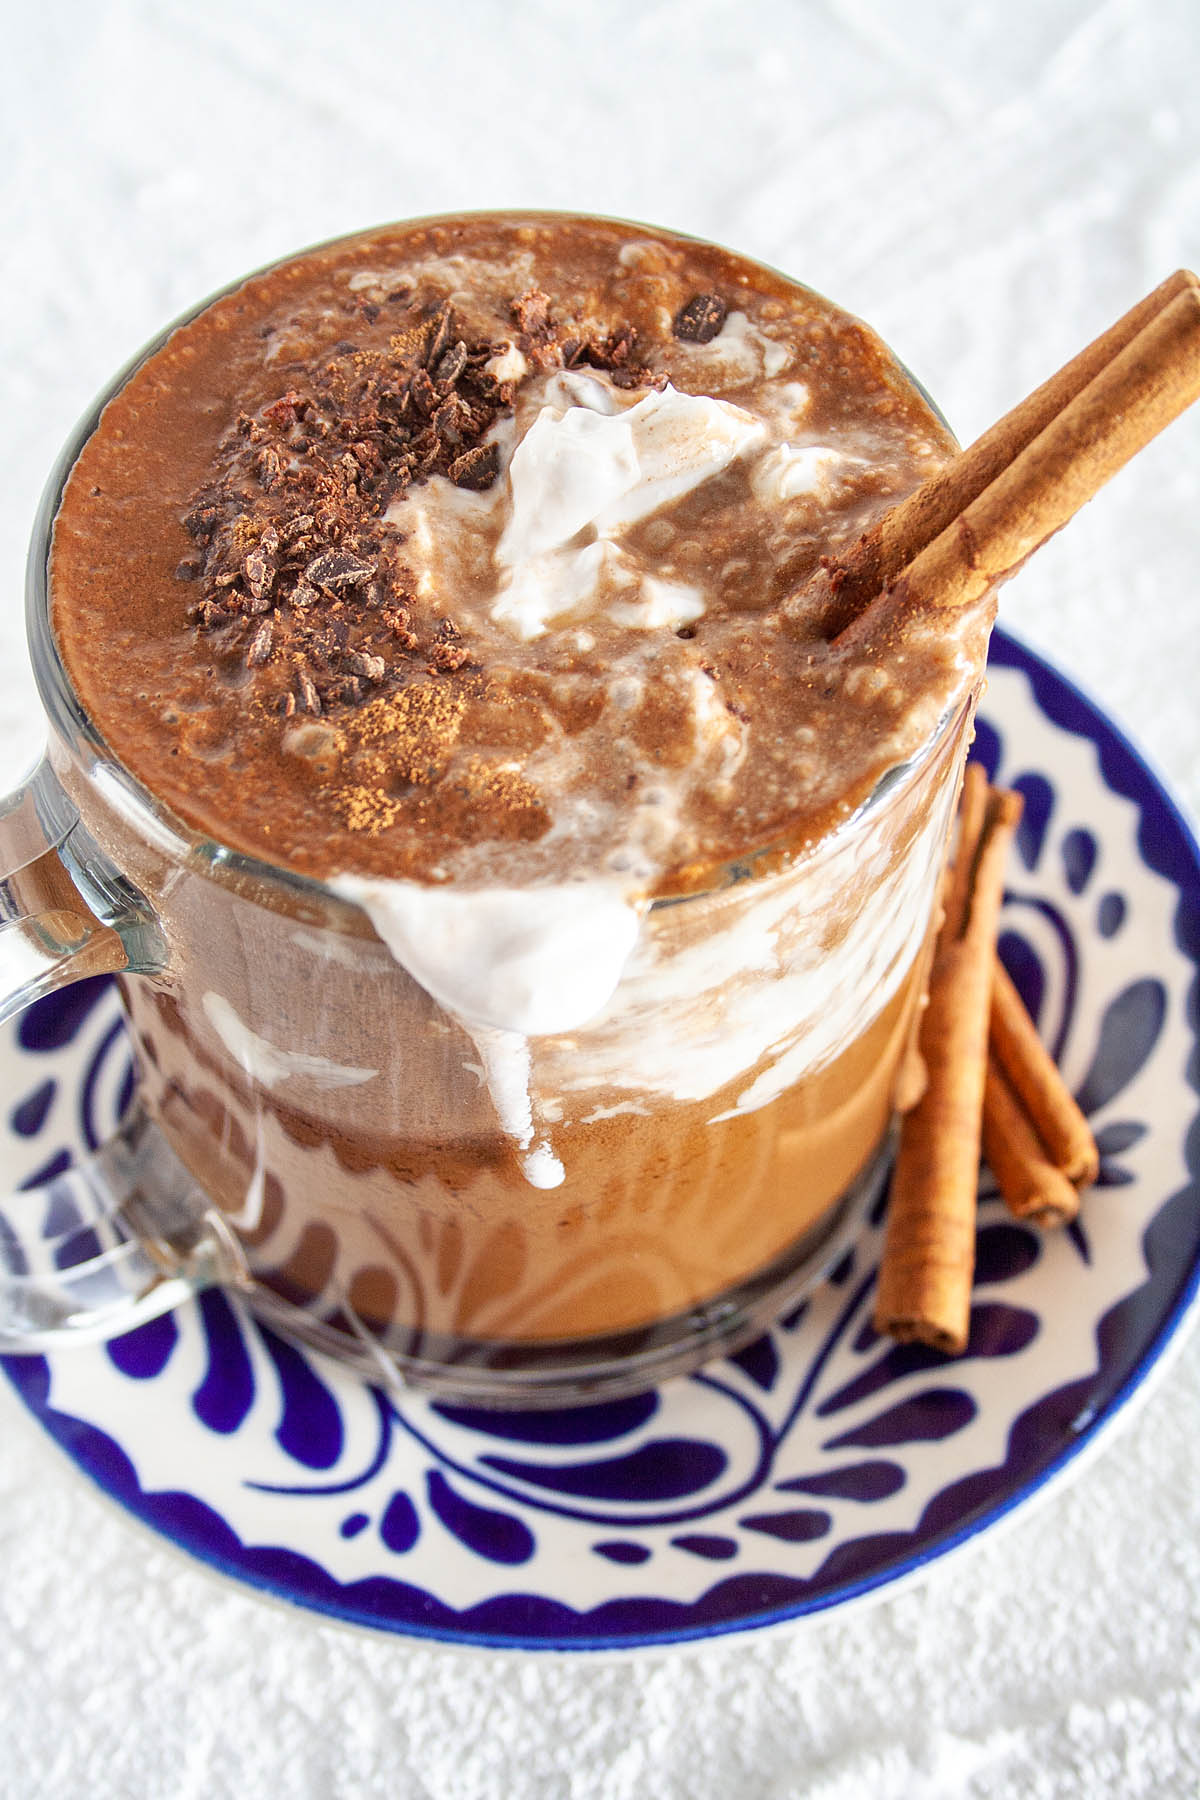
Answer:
0;276;974;1406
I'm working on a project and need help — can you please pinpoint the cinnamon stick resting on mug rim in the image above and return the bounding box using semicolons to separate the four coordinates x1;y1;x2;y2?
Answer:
874;766;1024;1355
833;271;1200;639
827;269;1199;631
859;276;1198;1350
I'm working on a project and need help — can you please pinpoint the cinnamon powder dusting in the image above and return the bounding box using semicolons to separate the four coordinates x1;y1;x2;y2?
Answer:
332;682;466;833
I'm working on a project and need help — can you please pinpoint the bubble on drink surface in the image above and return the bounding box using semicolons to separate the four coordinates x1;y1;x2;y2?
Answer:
608;676;643;711
283;722;343;776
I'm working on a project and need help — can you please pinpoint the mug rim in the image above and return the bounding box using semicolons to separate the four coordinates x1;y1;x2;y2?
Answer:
25;211;960;925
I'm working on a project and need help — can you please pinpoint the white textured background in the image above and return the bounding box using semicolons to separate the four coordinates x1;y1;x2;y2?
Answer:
2;3;1200;1796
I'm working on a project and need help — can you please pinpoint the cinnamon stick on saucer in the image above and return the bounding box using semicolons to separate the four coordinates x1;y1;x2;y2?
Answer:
989;958;1099;1189
981;1055;1081;1230
874;768;1024;1355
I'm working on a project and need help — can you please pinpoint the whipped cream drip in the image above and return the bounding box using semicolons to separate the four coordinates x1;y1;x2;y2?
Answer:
541;757;955;1117
202;993;378;1091
466;1026;565;1190
330;875;643;1186
330;730;954;1182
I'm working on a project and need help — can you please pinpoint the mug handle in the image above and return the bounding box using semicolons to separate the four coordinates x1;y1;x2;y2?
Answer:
0;756;236;1349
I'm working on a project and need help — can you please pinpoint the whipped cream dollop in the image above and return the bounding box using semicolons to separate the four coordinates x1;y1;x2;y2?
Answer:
490;372;763;639
752;443;866;505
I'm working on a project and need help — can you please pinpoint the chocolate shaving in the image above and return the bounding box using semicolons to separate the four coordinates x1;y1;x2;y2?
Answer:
429;641;472;673
433;394;471;442
305;550;376;593
673;294;727;344
423;307;454;371
246;619;274;666
449;443;500;490
568;325;663;390
255;445;287;490
512;289;553;337
244;548;273;600
182;500;224;544
263;390;307;427
408;366;437;418
434;341;469;387
346;649;387;683
296;667;322;715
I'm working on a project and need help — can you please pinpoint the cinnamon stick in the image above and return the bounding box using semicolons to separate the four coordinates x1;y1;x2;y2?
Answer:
874;772;1023;1354
990;958;1099;1188
942;762;990;939
982;1054;1081;1229
830;269;1197;625
836;274;1200;638
899;284;1200;613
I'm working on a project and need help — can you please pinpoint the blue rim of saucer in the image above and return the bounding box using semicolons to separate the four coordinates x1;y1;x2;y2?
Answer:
3;626;1199;1651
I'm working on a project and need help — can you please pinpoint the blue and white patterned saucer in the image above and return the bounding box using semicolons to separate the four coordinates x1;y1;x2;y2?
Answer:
3;629;1199;1652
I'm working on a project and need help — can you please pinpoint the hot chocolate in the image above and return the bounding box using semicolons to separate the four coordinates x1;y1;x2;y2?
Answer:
47;215;993;1386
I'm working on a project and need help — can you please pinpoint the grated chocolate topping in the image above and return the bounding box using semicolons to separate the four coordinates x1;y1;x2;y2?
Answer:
179;288;667;719
672;293;728;345
179;300;507;716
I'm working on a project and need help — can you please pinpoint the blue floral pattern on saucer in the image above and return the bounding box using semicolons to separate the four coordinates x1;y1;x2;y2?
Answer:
3;630;1199;1651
